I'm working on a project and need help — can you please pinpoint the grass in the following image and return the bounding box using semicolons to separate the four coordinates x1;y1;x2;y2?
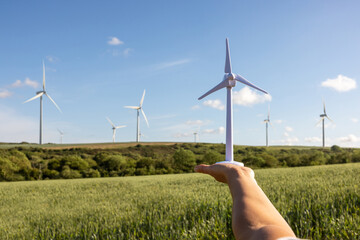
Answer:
0;163;359;239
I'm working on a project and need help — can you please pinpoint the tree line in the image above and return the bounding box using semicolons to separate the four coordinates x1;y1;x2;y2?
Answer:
0;143;359;181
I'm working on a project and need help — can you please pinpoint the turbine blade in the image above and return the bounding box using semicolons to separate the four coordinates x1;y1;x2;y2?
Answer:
43;61;46;90
234;74;268;94
225;38;232;73
315;117;324;127
106;117;115;128
57;128;64;135
23;92;44;103
116;125;126;129
45;93;62;113
323;101;327;115
326;115;334;123
198;80;228;100
124;106;140;109
141;109;149;127
140;89;146;107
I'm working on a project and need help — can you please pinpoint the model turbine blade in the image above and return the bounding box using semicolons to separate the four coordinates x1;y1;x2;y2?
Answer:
141;109;149;127
225;38;232;74
140;89;146;107
198;80;228;100
124;106;140;109
116;125;126;129
234;74;268;94
106;117;115;128
23;92;44;103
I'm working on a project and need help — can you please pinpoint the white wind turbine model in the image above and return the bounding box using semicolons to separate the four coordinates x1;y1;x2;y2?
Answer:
317;101;333;148
24;62;62;144
106;117;126;143
124;90;149;142
263;106;271;147
57;128;64;144
198;38;268;166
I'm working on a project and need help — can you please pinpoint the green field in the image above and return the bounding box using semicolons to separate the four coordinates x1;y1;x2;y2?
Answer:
0;163;359;239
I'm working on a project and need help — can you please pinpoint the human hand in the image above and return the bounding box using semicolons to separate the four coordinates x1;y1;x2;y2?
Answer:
194;163;256;185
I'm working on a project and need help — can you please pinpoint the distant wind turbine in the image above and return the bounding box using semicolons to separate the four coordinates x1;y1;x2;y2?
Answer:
263;106;271;147
57;128;64;144
317;101;333;148
198;38;268;166
124;90;149;142
24;62;62;144
106;117;126;143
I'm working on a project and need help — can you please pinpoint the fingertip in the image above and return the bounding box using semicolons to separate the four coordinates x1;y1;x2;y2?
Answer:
194;164;208;173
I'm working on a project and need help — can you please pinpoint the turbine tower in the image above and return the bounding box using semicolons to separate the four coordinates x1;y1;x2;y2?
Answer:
57;128;64;144
318;101;333;148
198;38;268;165
124;90;149;142
24;62;62;144
106;117;126;143
263;106;271;147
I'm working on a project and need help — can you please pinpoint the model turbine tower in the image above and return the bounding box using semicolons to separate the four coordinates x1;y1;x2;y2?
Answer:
318;101;333;148
124;90;149;142
24;62;62;144
198;38;268;166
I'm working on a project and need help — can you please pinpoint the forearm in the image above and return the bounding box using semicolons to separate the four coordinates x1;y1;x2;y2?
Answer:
227;169;296;240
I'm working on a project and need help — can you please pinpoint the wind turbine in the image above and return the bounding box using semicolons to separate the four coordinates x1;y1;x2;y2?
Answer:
57;128;64;144
263;105;271;147
317;101;333;148
198;38;268;166
106;117;126;143
24;62;62;144
124;90;149;142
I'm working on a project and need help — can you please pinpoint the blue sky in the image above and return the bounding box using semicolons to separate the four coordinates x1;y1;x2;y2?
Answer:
1;0;359;147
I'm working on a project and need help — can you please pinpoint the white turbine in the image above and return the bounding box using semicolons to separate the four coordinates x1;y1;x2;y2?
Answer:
263;105;271;147
317;101;333;148
198;38;268;166
24;62;62;144
106;117;126;143
124;90;149;142
57;128;64;144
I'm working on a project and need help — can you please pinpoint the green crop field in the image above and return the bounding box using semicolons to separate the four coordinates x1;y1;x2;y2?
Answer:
0;163;359;239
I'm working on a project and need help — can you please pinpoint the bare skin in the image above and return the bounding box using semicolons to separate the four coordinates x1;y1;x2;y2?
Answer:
195;164;297;240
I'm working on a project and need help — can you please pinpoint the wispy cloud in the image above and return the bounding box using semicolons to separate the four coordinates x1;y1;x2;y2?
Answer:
233;86;271;107
279;137;299;145
338;134;360;143
191;105;200;110
203;99;225;110
0;89;12;98
274;119;283;124
350;118;358;123
305;137;321;143
321;74;356;92
46;56;59;63
202;126;225;135
285;126;293;132
107;37;124;46
11;78;39;89
185;120;204;126
123;48;132;57
155;59;190;70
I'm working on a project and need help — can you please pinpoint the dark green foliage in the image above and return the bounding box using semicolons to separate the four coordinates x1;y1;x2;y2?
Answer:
0;144;359;181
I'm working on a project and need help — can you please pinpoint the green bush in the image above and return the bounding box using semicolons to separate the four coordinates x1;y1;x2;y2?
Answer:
173;148;196;172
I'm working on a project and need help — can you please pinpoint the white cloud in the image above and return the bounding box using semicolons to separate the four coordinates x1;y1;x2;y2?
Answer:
274;119;283;124
305;137;322;143
123;48;132;57
202;126;225;135
283;132;289;137
203;99;225;110
46;56;59;62
350;118;358;123
321;75;356;92
185;120;204;126
280;137;299;146
11;78;39;89
155;59;190;70
108;37;124;46
338;134;360;143
233;86;272;107
191;105;200;110
285;126;293;132
0;89;12;98
173;132;192;138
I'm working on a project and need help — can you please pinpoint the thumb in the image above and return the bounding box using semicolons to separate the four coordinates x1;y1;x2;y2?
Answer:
194;164;210;174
